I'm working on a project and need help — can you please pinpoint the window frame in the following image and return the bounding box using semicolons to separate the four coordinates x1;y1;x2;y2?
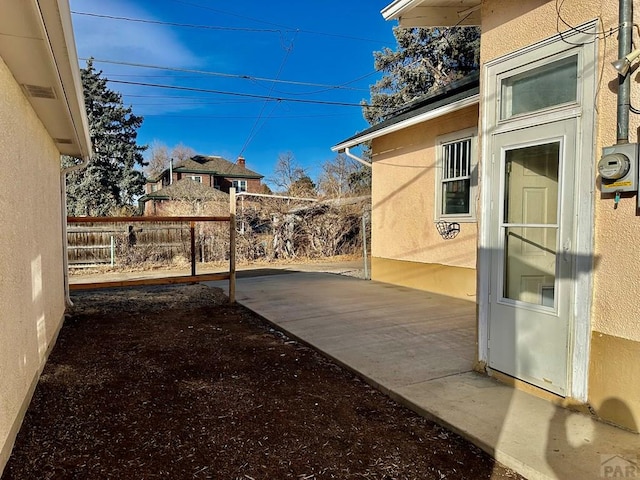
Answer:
499;53;580;121
190;175;202;183
232;179;247;192
434;127;478;223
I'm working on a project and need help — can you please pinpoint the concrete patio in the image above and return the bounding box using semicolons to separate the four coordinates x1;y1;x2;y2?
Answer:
207;271;640;480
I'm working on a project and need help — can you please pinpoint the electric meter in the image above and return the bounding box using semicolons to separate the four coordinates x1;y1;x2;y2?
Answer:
598;153;630;180
598;143;638;194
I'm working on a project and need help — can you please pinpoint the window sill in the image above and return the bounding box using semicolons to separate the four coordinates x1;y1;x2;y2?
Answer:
434;217;477;224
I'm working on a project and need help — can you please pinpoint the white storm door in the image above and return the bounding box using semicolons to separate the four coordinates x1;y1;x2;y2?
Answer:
488;119;576;396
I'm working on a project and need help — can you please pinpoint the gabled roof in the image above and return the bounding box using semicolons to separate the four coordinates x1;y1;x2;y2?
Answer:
140;178;230;201
172;155;263;178
332;72;479;152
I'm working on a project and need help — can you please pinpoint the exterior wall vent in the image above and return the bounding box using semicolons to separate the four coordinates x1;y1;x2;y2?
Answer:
54;138;73;144
22;84;57;99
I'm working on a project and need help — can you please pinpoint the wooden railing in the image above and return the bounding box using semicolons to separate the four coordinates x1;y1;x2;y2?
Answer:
66;192;237;302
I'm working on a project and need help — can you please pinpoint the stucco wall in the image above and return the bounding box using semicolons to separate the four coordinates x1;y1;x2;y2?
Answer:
368;104;479;298
0;56;67;469
370;104;479;268
482;0;640;430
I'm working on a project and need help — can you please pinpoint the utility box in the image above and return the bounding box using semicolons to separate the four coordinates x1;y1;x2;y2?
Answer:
598;143;638;194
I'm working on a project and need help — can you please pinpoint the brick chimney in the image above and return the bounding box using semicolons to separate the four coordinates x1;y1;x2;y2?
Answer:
236;156;246;167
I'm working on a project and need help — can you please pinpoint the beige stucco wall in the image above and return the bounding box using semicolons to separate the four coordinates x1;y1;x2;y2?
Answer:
372;257;477;301
369;105;479;297
482;0;640;430
0;56;67;469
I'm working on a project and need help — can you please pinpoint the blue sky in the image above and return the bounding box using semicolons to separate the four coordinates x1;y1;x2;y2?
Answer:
69;0;397;184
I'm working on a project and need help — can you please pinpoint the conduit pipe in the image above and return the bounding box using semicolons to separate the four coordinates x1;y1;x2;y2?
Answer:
617;0;633;143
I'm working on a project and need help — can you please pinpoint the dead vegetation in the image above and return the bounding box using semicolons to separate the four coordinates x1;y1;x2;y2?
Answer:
68;195;370;269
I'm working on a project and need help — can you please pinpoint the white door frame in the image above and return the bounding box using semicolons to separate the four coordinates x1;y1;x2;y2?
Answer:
478;21;598;401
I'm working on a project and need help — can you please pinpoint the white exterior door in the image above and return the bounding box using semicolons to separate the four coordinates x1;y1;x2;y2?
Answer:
480;22;598;401
488;120;576;395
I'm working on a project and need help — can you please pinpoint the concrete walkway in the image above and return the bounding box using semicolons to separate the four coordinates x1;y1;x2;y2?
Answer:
207;272;640;480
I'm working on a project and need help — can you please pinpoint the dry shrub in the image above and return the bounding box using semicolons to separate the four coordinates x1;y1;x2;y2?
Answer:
72;196;369;270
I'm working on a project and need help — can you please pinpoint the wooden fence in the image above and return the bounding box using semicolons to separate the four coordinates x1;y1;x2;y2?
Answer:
66;192;237;302
67;222;195;267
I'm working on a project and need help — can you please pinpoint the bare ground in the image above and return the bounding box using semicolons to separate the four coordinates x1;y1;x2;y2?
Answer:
2;284;523;480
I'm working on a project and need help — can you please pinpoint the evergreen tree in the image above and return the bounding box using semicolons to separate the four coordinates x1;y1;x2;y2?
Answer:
64;59;147;216
362;26;480;125
289;175;316;198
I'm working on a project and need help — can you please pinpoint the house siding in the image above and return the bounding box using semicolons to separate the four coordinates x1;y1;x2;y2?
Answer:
369;104;479;300
0;56;67;469
482;0;640;431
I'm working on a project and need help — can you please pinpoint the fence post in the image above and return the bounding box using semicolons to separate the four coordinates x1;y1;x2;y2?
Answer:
362;212;369;280
229;187;237;303
110;235;115;267
190;221;196;276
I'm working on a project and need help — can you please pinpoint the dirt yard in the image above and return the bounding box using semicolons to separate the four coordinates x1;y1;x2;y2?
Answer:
2;284;523;479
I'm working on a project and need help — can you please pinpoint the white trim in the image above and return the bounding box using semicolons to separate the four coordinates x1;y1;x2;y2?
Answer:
381;0;480;24
332;94;479;152
232;179;248;192
381;0;424;20
479;20;598;401
434;127;478;222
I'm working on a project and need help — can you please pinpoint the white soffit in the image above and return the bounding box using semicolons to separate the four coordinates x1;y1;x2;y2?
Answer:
381;0;481;27
0;0;91;158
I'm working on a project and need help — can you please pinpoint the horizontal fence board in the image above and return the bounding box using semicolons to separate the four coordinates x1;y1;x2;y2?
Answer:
69;272;231;291
68;216;230;223
65;214;235;302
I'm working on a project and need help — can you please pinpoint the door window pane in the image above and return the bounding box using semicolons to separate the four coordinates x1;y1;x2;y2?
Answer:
502;141;560;306
501;55;578;119
504;227;557;305
504;142;560;225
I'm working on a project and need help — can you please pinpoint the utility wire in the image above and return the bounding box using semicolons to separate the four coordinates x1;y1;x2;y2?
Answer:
72;8;389;44
238;31;299;156
138;113;350;119
71;11;286;34
166;0;388;44
83;57;369;92
107;79;376;108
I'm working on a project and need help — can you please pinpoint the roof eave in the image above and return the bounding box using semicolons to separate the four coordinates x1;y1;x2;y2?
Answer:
0;0;92;159
381;0;424;20
382;0;481;27
332;93;479;152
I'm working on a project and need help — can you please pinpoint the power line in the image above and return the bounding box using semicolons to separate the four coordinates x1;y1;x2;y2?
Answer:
72;8;389;44
71;11;286;34
139;113;350;119
238;30;298;156
107;79;375;108
122;94;263;103
84;58;369;92
247;69;380;97
165;0;388;44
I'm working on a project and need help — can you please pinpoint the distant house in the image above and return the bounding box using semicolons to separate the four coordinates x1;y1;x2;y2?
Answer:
140;178;230;215
140;155;264;215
